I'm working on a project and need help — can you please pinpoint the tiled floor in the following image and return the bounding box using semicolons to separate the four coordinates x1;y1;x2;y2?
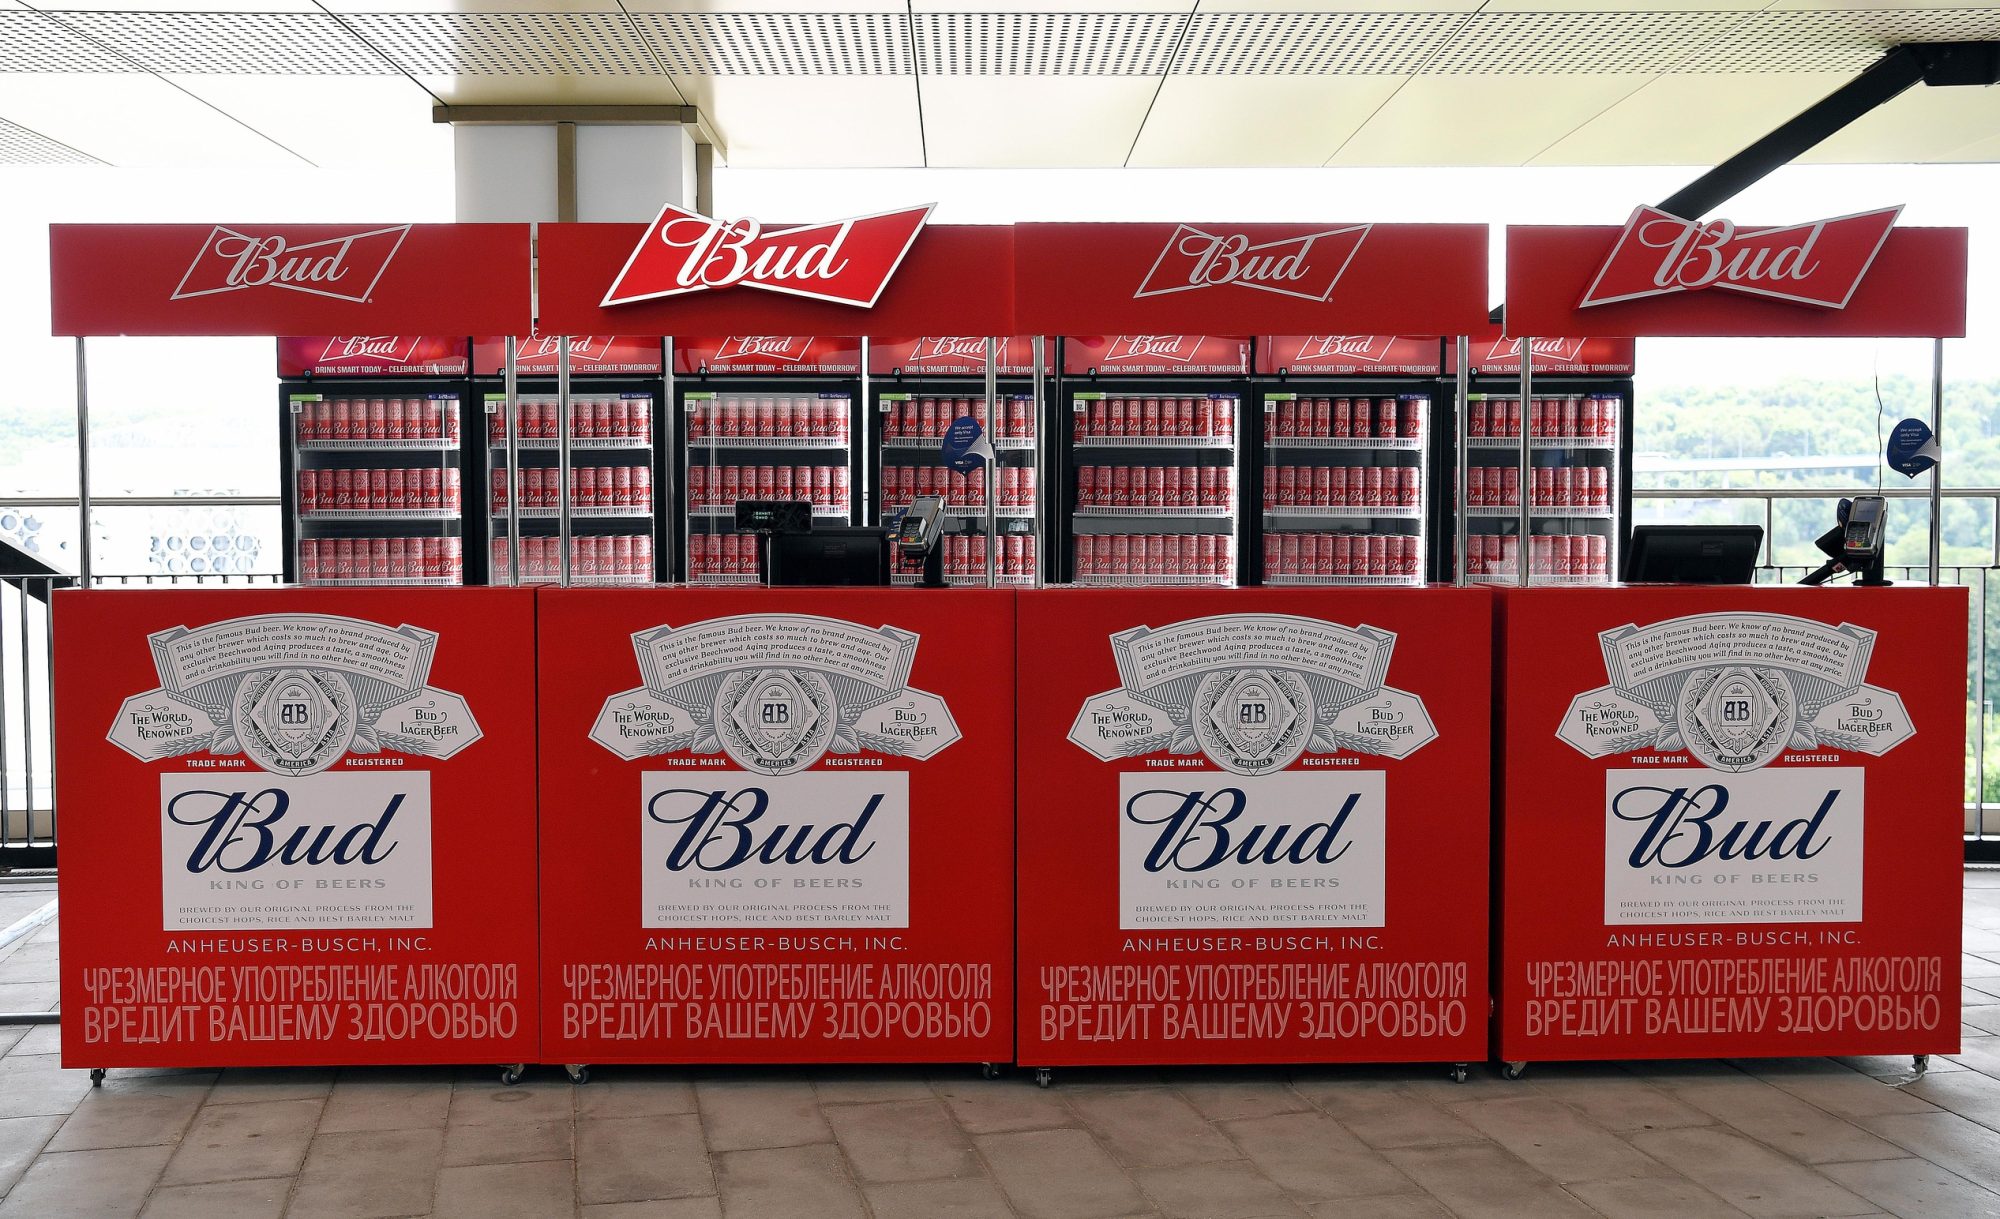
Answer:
4;875;2000;1218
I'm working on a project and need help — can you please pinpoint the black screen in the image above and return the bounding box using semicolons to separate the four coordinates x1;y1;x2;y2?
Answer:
765;528;890;587
1623;525;1764;585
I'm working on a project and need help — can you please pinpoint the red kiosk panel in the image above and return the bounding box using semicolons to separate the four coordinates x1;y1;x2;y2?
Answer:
1017;588;1492;1067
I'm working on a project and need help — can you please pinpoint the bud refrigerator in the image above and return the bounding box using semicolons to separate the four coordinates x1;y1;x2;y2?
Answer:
474;337;665;586
671;337;865;584
277;337;475;588
1250;336;1443;586
869;337;1045;586
1449;336;1635;587
1057;336;1249;588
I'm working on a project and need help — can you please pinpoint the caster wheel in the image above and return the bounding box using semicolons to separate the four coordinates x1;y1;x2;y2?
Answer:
1449;1064;1468;1084
499;1067;522;1087
1502;1061;1527;1081
566;1065;591;1085
89;1068;106;1088
1034;1068;1053;1089
980;1062;1001;1080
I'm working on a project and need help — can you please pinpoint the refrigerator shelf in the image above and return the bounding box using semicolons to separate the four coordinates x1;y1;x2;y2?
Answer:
689;437;849;451
1473;574;1613;586
1264;575;1422;587
568;574;652;587
882;436;1036;451
892;573;1036;587
303;576;460;587
886;503;1033;520
1264;436;1421;451
1465;436;1617;450
1074;436;1233;450
689;506;850;519
1075;506;1233;519
493;507;655;520
1467;506;1613;519
298;439;457;453
1267;505;1421;520
302;509;459;521
1073;575;1233;588
689;573;763;585
489;437;652;451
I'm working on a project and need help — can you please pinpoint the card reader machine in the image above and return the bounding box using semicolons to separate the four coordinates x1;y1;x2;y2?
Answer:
895;495;949;588
1842;494;1890;586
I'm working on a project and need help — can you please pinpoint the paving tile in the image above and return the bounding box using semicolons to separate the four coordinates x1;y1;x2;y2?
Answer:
435;1159;575;1219
1220;1111;1412;1202
695;1077;830;1152
1289;1079;1484;1149
1563;1175;1747;1219
0;1145;170;1218
1839;1052;1967;1078
713;1144;865;1219
812;1066;937;1106
576;1114;711;1205
0;1054;94;1120
1667;1074;1906;1164
1066;1087;1240;1167
11;1025;57;1056
823;1097;976;1182
204;1067;335;1105
138;1177;291;1219
1859;1110;2000;1195
1521;1070;1714;1134
1734;1059;1941;1121
316;1066;453;1133
159;1097;321;1186
0;1027;23;1059
445;1076;573;1127
1170;1071;1311;1122
582;1200;722;1219
975;1127;1150;1219
863;1176;1016;1219
1818;1156;2000;1218
934;1075;1076;1135
1903;1069;2000;1133
1132;1158;1299;1218
574;1068;697;1120
46;1072;214;1152
284;1127;443;1219
1301;1196;1453;1219
1628;1126;1877;1217
0;982;57;1011
1382;1143;1600;1219
1447;1095;1670;1183
0;1115;61;1196
441;1117;573;1167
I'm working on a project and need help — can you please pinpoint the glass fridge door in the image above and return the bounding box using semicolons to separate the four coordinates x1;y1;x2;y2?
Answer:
292;390;464;586
1259;390;1426;585
1070;390;1238;587
684;388;853;584
880;389;1038;586
487;390;658;585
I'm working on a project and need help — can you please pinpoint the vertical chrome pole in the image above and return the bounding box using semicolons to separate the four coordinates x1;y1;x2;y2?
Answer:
661;338;676;585
557;336;573;587
1031;336;1048;588
504;336;521;586
1931;337;1944;586
75;338;91;587
1453;336;1470;588
984;337;998;588
1517;341;1533;588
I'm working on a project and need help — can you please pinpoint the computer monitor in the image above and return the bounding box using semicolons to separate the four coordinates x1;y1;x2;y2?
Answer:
763;527;890;587
1623;525;1763;585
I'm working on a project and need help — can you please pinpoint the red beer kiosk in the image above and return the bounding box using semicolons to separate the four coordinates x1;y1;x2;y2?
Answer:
1492;210;1971;1076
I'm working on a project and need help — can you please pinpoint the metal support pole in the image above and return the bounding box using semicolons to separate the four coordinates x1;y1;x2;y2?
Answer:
1031;336;1048;588
557;337;573;587
75;338;91;587
984;338;998;588
1931;337;1945;586
1453;336;1470;588
1518;342;1533;588
504;337;521;586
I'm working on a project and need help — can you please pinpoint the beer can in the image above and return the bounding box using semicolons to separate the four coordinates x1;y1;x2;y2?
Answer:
1277;532;1300;576
1086;398;1109;439
1261;469;1276;511
1006;534;1025;577
1106;398;1127;437
920;398;939;439
1107;464;1129;508
613;534;636;579
1532;467;1552;508
1262;533;1281;578
440;466;459;511
1160;465;1181;509
1076;534;1098;577
361;468;383;512
1401;398;1422;439
415;466;438;511
830;466;849;509
1331;533;1353;576
1001;466;1020;508
1401;535;1422;578
570;398;593;440
746;463;767;501
1178;466;1196;509
364;398;385;441
1014;397;1033;439
612;464;633;509
1276;398;1298;439
444;400;462;443
1500;466;1520;507
1078;465;1098;507
594;399;616;440
382;398;404;443
330;398;353;442
1110;534;1132;578
687;464;708;508
1215;467;1233;507
1141;398;1162;437
1468;466;1486;506
383;467;405;513
1187;533;1210;578
811;466;831;508
1505;397;1523;438
1298;533;1320;578
525;467;548;510
749;402;770;440
1577;396;1599;439
1199;466;1218;508
298;402;320;443
328;537;352;581
487;467;505;514
1589;465;1608;507
1212;395;1235;437
915;465;935;501
1174;399;1194;438
299;469;319;515
1141;534;1162;578
1398;466;1417;507
443;536;462;583
1559;396;1580;439
1276;465;1296;506
1134;465;1156;508
830;399;849;443
1193;396;1213;437
1376;398;1398;439
1587;533;1608;576
1468;397;1488;437
1305;397;1326;440
1367;534;1387;576
1331;397;1353;439
970;467;988;507
301;539;323;584
1316;533;1334;578
1328;465;1348;507
1312;464;1332;507
1362;466;1383;507
364;537;386;580
719;464;740;506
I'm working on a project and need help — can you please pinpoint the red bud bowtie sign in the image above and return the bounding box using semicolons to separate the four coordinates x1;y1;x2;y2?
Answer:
1580;205;1901;310
602;203;933;308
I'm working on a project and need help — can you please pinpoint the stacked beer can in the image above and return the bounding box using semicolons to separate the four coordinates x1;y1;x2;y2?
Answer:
299;537;463;585
687;465;851;514
489;535;653;584
688;394;851;443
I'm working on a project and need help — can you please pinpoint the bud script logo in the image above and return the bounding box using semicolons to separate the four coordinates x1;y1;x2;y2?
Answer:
173;226;410;303
1104;336;1196;365
908;337;990;363
1481;337;1587;365
1293;336;1394;364
603;203;932;308
709;336;812;365
1136;224;1370;302
319;336;422;365
1579;205;1900;310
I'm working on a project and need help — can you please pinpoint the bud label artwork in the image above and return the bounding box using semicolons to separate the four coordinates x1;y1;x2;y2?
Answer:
1136;224;1369;302
173;226;411;303
1579;206;1900;310
1119;772;1385;929
603;203;931;308
641;772;910;928
1604;768;1862;924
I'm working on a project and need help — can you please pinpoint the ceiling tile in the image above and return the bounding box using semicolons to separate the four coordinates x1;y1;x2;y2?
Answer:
344;10;659;75
1174;11;1462;74
634;11;909;75
0;72;303;165
55;10;392;74
1533;72;1851;165
1127;76;1403;165
1330;74;1652;165
675;74;922;166
1799;79;2000;162
0;114;98;163
0;10;136;72
418;74;685;104
914;12;1182;74
167;75;448;169
919;76;1158;166
1424;11;1755;74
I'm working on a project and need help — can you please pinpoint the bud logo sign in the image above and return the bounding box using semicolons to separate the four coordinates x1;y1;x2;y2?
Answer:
603;203;932;308
320;336;422;365
1483;337;1586;365
1136;224;1370;301
1105;335;1197;365
709;335;813;365
173;225;411;303
1580;206;1900;310
1070;614;1435;929
1558;612;1911;925
106;614;482;932
590;614;960;928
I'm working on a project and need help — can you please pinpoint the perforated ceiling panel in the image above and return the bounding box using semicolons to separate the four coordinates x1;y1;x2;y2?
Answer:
1680;8;2000;73
1174;11;1466;76
56;11;392;76
0;10;138;73
913;12;1188;75
1423;11;1758;75
0;115;100;164
634;12;910;76
343;12;659;76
